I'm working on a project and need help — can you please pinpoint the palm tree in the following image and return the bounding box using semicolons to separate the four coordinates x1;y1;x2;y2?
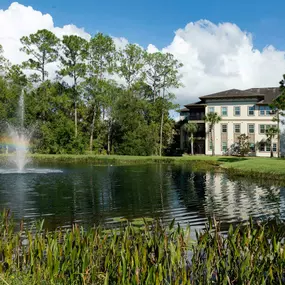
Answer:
204;112;221;156
183;122;198;155
266;126;279;158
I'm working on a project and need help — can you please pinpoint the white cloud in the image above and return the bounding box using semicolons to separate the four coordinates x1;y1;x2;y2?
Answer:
160;20;285;105
112;37;129;50
0;2;90;80
0;3;285;107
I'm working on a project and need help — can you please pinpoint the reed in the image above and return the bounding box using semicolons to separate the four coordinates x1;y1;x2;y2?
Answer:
1;210;285;284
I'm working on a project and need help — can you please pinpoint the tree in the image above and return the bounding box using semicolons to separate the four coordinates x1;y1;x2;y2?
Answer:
117;44;146;89
266;126;279;158
145;52;183;156
86;33;116;151
270;77;285;157
204;112;221;156
59;35;89;137
112;89;159;156
0;44;10;75
237;134;250;157
6;65;28;88
182;122;198;155
20;29;60;82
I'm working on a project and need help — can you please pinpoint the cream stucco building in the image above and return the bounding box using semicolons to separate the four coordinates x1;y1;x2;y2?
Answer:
179;88;282;157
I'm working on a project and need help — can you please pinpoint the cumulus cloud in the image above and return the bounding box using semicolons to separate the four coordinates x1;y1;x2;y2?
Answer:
159;20;285;105
0;3;285;106
0;3;90;63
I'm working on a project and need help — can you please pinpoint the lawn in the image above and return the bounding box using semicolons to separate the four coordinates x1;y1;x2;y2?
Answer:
1;153;285;178
217;156;285;174
31;154;285;175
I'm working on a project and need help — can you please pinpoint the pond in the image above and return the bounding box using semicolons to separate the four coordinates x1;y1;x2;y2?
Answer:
0;163;284;231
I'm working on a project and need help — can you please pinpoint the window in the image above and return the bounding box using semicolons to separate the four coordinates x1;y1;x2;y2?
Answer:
259;125;265;134
234;124;240;133
209;142;213;150
234;106;240;116
248;124;255;134
259;106;271;116
248;106;255;116
259;124;277;134
208;107;214;113
222;142;227;152
250;143;255;152
222;124;227;133
265;143;277;152
266;125;276;131
221;106;228;116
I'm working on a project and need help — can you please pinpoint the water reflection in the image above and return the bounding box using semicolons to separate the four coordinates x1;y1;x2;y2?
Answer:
0;164;283;230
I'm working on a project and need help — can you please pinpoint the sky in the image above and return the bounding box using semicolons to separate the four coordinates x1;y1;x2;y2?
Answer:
0;1;285;106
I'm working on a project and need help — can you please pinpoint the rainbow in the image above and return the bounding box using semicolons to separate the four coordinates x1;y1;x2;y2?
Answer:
0;137;30;150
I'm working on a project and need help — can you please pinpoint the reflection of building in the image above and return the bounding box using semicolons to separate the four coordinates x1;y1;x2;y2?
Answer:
180;88;282;157
280;187;285;220
204;173;280;221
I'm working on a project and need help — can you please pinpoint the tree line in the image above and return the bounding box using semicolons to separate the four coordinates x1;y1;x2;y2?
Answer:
0;30;183;155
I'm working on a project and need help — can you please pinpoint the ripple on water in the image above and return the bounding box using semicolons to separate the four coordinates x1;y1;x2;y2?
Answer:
0;164;284;231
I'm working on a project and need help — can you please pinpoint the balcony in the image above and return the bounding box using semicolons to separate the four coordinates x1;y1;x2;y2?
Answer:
188;113;205;121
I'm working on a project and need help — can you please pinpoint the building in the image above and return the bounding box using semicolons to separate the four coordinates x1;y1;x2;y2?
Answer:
179;87;281;157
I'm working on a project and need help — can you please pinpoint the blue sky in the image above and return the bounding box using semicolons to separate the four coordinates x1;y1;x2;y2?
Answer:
1;1;285;104
1;0;285;50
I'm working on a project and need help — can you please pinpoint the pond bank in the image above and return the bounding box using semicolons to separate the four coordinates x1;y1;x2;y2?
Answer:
1;154;285;181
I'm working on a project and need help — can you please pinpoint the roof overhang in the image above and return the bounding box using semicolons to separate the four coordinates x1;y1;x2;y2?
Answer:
199;95;264;100
184;104;207;107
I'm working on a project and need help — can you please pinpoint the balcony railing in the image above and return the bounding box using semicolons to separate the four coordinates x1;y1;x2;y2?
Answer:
188;113;205;121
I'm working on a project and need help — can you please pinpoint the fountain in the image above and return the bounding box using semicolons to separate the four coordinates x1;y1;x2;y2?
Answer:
0;90;62;174
7;90;31;171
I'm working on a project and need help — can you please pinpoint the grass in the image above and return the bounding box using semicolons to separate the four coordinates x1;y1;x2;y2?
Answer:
1;210;285;284
1;153;285;180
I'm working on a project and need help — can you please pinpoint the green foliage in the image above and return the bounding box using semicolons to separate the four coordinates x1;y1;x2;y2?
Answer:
59;35;88;83
182;122;198;155
0;210;193;285
35;118;85;154
237;133;250;157
0;44;10;74
117;44;146;88
113;92;159;155
183;122;198;136
2;211;285;284
0;30;183;156
0;77;19;126
192;218;285;284
204;112;222;156
84;34;116;152
20;29;60;82
6;65;28;87
88;32;116;77
266;126;279;158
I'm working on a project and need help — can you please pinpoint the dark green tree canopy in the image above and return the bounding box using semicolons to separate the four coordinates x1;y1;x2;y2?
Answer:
0;29;183;156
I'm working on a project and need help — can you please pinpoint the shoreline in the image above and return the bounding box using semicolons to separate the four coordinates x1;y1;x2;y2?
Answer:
1;153;285;182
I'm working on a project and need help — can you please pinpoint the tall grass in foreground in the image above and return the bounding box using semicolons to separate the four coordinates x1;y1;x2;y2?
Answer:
1;210;285;284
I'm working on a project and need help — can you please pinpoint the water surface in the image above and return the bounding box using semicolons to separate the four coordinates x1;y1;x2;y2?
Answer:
0;163;284;231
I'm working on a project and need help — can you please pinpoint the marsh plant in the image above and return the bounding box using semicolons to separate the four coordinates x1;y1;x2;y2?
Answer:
1;210;285;284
